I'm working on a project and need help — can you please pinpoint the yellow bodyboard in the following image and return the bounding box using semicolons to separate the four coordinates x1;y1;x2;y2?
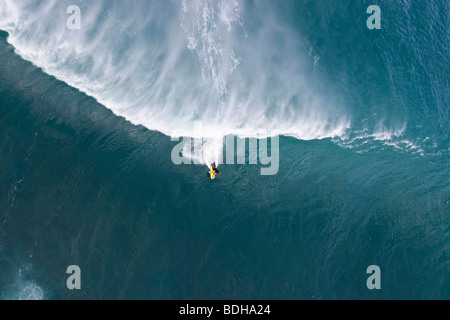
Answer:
210;166;216;180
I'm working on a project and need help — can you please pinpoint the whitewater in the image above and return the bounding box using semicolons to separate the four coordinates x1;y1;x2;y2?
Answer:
0;0;349;142
1;0;447;159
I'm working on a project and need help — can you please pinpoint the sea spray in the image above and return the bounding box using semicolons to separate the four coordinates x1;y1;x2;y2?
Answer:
0;0;349;166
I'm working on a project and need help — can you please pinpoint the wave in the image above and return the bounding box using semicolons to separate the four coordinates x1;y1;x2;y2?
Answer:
0;0;350;142
1;0;445;158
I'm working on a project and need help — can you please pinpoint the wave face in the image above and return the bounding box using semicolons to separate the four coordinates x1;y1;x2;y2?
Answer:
0;0;348;141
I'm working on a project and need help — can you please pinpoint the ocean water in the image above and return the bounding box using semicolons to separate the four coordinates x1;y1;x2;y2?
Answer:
0;0;449;299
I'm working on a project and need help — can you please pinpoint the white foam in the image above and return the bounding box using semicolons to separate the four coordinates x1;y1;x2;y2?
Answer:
334;123;426;155
19;283;44;300
0;0;350;154
2;264;45;300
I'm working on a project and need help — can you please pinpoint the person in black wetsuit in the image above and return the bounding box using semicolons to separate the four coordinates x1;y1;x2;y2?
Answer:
212;162;221;175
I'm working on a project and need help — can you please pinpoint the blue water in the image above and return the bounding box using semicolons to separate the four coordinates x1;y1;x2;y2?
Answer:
0;0;449;299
